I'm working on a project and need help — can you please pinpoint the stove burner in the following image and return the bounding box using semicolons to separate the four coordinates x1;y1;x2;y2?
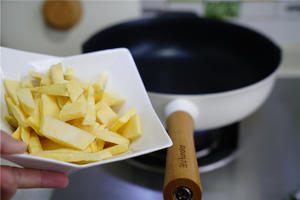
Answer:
128;123;239;173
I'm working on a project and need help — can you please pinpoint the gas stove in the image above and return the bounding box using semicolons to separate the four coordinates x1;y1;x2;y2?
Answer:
50;78;300;200
129;122;239;173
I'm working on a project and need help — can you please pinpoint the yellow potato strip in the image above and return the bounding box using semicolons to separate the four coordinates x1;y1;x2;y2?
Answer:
29;72;43;81
96;102;118;127
41;139;66;150
93;71;109;91
50;63;64;84
67;79;83;102
5;115;18;128
64;68;74;80
27;97;42;136
21;127;31;146
11;127;21;140
96;91;125;108
110;108;136;132
28;132;43;154
41;94;60;119
32;150;102;162
56;96;69;109
40;73;52;86
97;149;112;160
89;128;129;145
4;79;21;105
82;86;96;125
104;144;129;155
60;102;86;121
16;88;35;116
21;78;34;88
32;83;69;96
11;105;28;127
119;114;142;141
41;116;96;150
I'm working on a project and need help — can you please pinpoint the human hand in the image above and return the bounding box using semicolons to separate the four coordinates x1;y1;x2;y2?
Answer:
0;130;69;200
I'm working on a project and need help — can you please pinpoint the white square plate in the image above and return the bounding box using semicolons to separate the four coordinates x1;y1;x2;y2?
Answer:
0;47;172;173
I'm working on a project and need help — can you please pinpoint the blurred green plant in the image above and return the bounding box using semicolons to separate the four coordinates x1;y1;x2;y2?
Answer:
205;2;240;19
166;1;240;19
168;0;203;2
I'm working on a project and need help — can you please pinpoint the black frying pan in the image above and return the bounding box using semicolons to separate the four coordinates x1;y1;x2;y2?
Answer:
82;13;281;200
83;13;280;95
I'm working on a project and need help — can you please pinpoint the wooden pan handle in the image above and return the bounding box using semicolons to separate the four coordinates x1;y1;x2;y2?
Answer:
163;111;202;200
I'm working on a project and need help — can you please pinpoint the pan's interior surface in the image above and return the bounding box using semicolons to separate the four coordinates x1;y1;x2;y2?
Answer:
83;16;281;94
